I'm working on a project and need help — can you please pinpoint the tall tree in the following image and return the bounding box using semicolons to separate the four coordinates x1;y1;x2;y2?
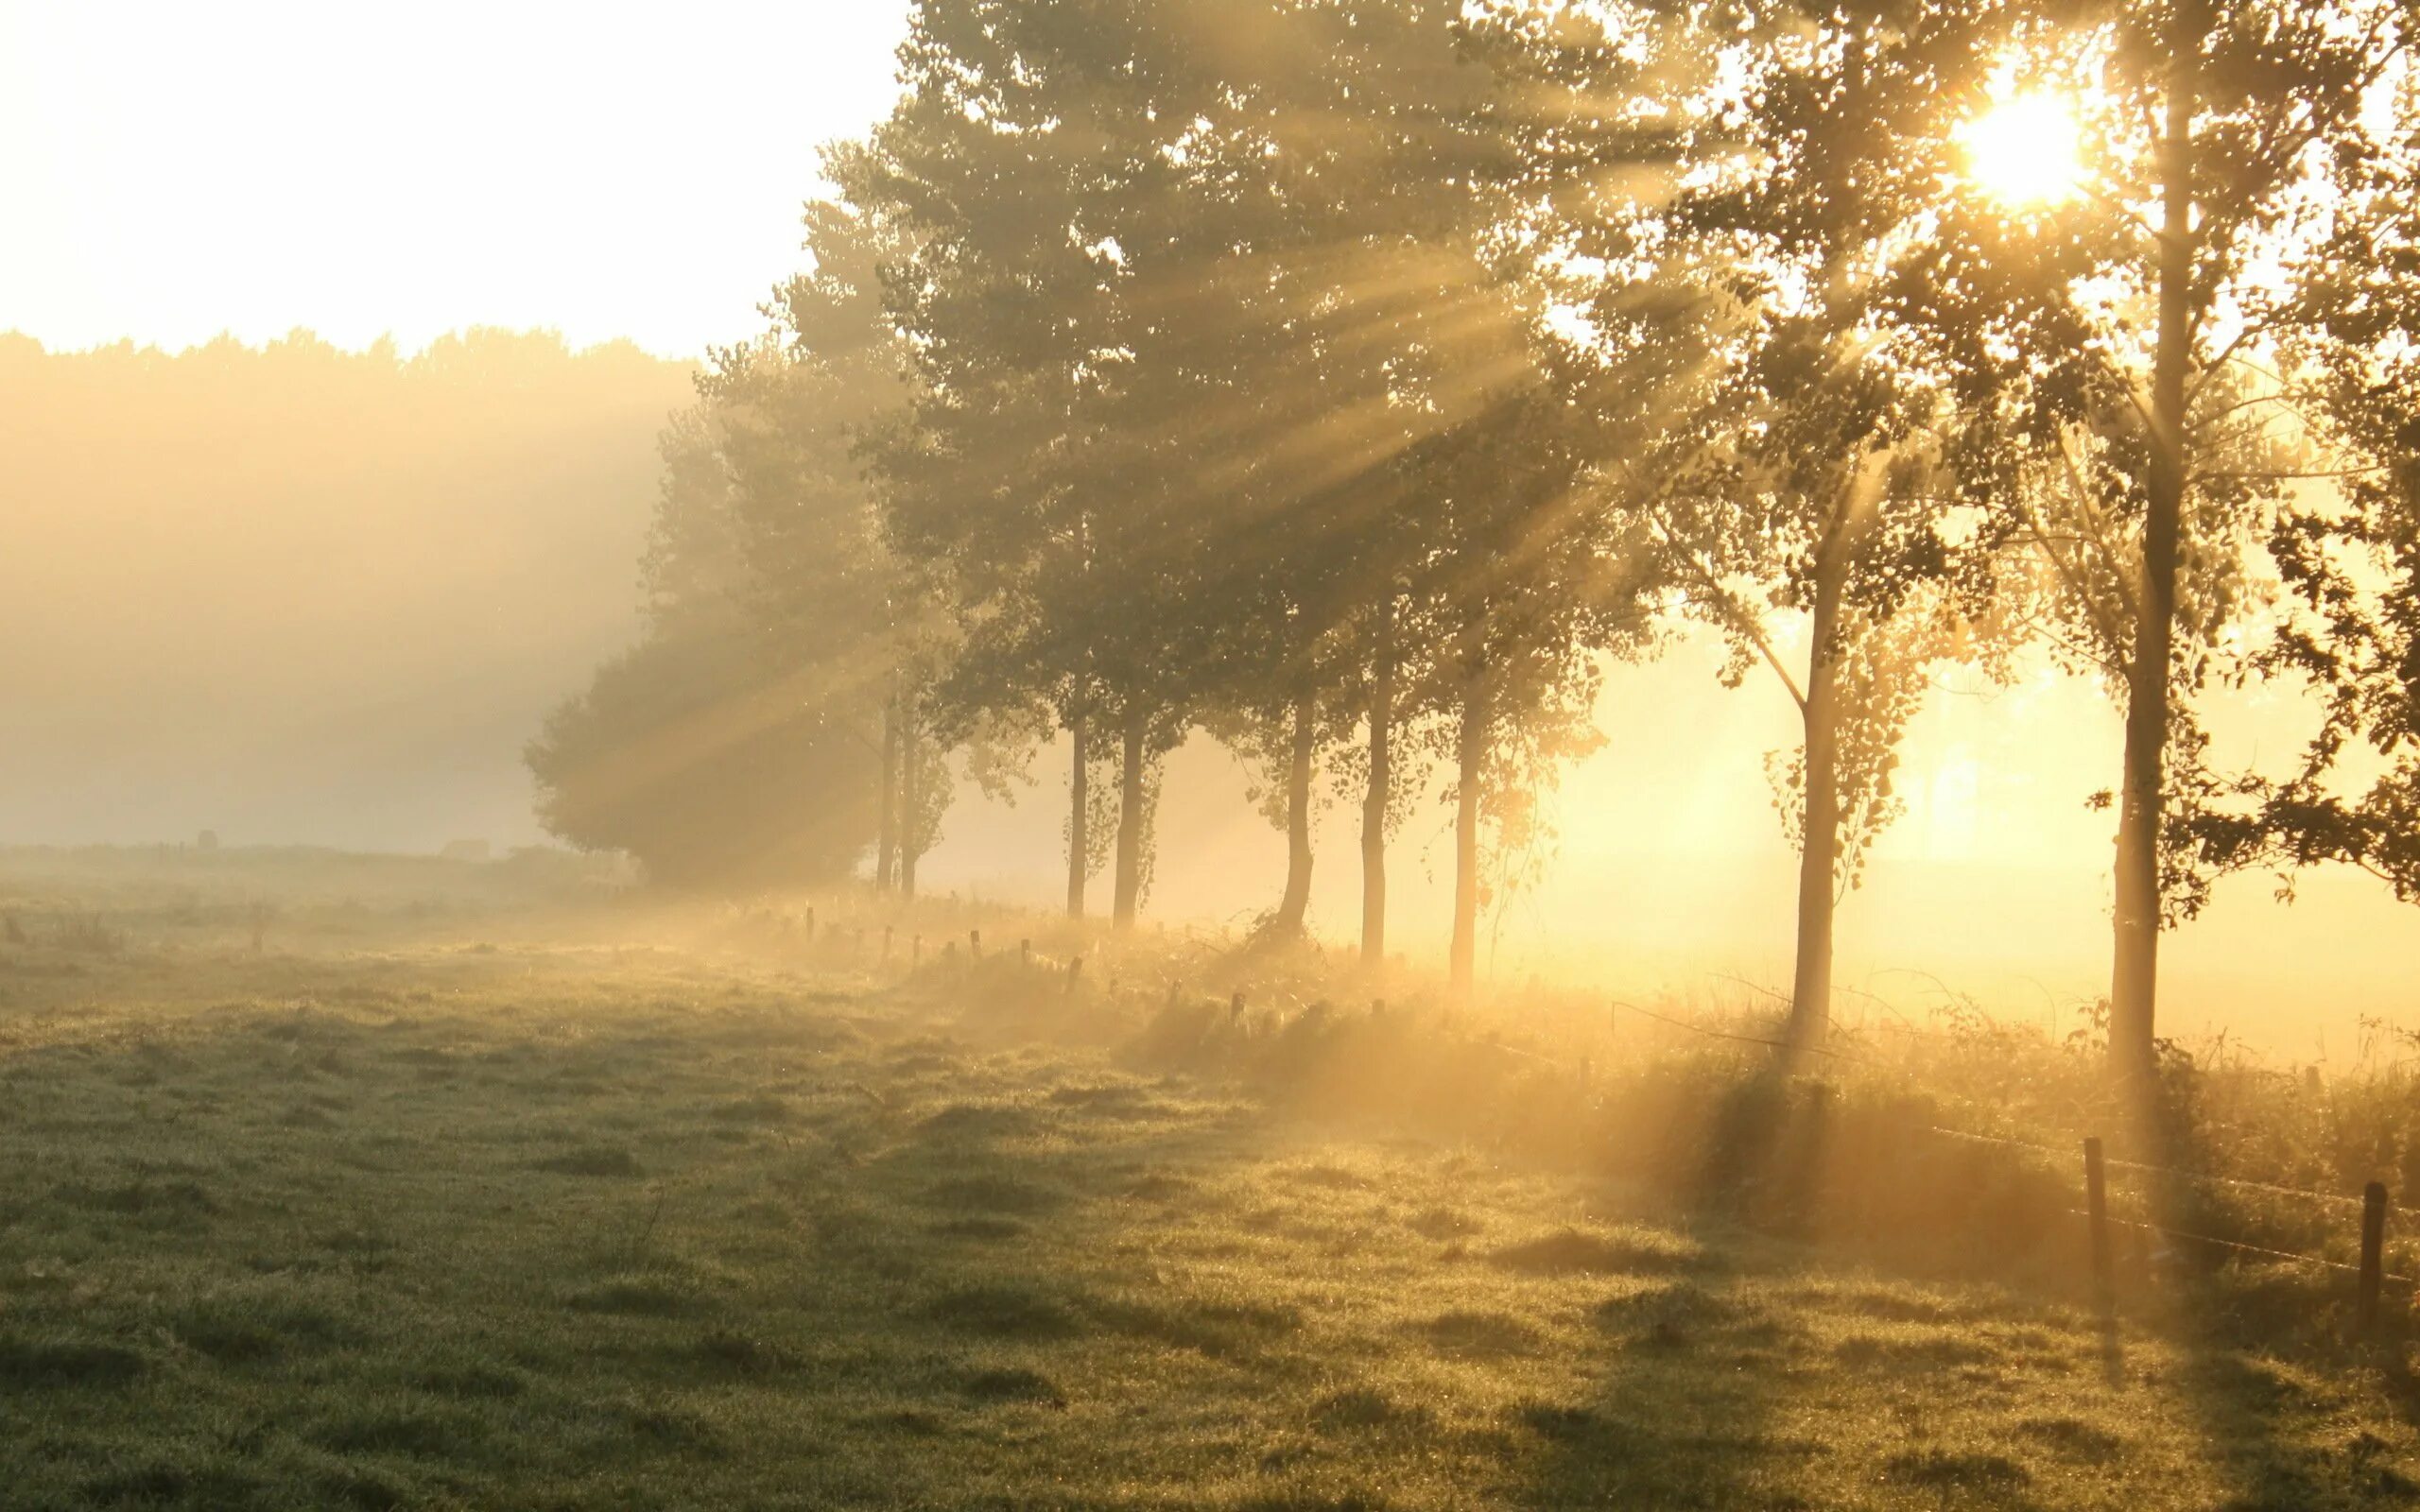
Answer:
700;198;980;898
1893;0;2420;1078
1525;0;2010;1042
527;406;884;887
843;0;1236;925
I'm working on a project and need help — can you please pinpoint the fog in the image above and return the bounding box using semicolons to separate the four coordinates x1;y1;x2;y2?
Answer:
914;647;2420;1056
0;330;692;850
3;325;2409;1056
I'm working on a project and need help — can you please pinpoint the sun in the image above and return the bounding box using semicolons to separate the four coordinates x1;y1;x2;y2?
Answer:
1958;93;2085;207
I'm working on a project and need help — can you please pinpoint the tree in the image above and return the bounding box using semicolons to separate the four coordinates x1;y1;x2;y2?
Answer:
841;0;1227;926
2195;114;2420;907
1892;0;2420;1079
1521;0;2009;1042
527;409;882;887
700;197;979;899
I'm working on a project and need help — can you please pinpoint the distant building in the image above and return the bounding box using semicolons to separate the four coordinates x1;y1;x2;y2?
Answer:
440;838;492;863
196;830;219;851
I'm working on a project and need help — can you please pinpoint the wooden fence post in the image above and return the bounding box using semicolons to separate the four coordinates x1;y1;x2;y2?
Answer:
2084;1137;2113;1311
882;925;893;965
969;929;981;959
2360;1179;2389;1339
1021;937;1031;966
1066;956;1082;995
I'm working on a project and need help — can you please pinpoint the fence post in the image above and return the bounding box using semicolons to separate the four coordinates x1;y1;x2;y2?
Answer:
969;929;981;959
1021;937;1031;966
2084;1137;2113;1310
882;925;893;965
2360;1179;2389;1339
1066;956;1082;995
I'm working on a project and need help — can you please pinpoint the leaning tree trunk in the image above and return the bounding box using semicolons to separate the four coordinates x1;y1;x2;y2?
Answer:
1272;694;1316;933
1065;711;1088;919
898;713;921;900
1789;562;1844;1053
876;684;899;893
1448;670;1487;998
1359;597;1396;969
1112;707;1147;929
2112;39;2198;1090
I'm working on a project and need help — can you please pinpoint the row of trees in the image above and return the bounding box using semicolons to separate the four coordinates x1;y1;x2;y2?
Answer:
537;0;2420;1078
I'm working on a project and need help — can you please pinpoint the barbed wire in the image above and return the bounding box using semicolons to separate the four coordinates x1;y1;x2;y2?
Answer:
1926;1125;2374;1212
2070;1209;2413;1286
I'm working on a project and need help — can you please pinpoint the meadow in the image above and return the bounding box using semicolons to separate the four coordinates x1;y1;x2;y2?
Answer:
1;848;2416;1510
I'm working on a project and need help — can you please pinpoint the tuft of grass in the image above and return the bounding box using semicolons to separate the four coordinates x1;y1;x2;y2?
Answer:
690;1329;796;1376
1490;1226;1701;1277
1096;1295;1303;1359
566;1274;696;1317
54;1177;218;1221
931;1214;1028;1240
534;1144;643;1177
0;1333;146;1389
2017;1415;2127;1457
314;1403;475;1458
958;1366;1065;1406
1417;1310;1539;1358
920;1284;1083;1340
925;1174;1063;1215
1883;1447;2032;1492
1311;1386;1430;1434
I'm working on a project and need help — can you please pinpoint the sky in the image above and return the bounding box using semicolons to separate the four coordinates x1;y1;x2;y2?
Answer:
0;1;913;358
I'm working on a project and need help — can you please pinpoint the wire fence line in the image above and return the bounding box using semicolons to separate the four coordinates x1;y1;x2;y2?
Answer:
2069;1209;2416;1287
1084;960;2403;1308
1926;1124;2376;1212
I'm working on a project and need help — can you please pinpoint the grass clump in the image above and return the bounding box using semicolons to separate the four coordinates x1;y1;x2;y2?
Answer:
920;1284;1084;1340
0;1333;146;1389
534;1143;643;1177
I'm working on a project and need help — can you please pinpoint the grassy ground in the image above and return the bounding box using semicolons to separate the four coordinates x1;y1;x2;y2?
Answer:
3;851;2419;1509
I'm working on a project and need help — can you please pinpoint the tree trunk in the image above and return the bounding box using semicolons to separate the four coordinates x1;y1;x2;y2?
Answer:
1113;707;1146;929
876;684;899;892
1360;596;1396;969
1789;561;1844;1051
1449;670;1487;997
898;712;921;899
1066;711;1088;919
1273;694;1316;933
2112;34;2198;1087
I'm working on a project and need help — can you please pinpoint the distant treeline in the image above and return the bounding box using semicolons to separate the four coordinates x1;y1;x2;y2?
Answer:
0;328;694;851
531;0;2420;1074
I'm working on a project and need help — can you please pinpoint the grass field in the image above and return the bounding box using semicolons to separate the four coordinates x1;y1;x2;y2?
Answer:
3;850;2418;1509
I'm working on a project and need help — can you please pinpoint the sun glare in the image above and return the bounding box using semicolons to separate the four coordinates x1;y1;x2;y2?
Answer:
1959;93;2084;207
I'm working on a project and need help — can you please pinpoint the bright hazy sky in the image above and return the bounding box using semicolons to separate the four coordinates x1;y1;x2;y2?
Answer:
0;1;912;358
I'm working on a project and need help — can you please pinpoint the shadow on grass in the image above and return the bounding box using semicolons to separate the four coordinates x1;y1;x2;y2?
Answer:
2134;1105;2420;1512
